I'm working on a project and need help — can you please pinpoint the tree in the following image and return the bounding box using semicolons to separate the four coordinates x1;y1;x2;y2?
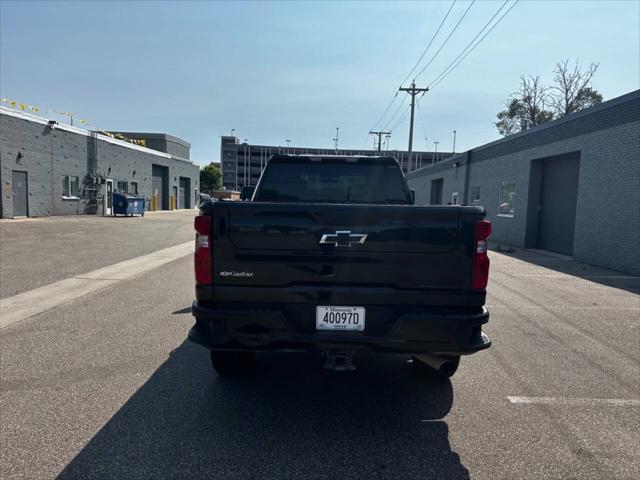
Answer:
200;163;221;193
495;75;554;136
550;59;602;116
495;59;603;136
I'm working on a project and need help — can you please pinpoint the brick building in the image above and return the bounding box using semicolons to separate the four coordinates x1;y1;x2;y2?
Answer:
405;90;640;275
0;107;200;218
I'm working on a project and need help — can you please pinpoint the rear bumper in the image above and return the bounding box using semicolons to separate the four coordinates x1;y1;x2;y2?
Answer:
189;301;490;355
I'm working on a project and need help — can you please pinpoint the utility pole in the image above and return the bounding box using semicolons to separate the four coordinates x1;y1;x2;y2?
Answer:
433;141;439;163
333;127;339;153
399;80;429;168
368;130;391;152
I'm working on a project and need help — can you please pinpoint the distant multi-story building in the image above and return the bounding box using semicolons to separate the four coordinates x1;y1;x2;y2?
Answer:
220;136;451;190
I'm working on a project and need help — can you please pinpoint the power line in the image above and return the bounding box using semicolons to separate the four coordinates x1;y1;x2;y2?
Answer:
416;98;429;147
381;94;408;131
414;0;476;80
370;0;456;132
430;0;520;90
399;0;458;87
370;92;399;131
362;131;372;150
429;0;511;87
389;104;411;132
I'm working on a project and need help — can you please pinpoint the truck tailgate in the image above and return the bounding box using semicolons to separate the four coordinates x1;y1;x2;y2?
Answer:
209;202;482;305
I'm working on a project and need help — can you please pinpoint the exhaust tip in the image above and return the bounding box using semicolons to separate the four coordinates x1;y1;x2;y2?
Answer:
413;354;460;379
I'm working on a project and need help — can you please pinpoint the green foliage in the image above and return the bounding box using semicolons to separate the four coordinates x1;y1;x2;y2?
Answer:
200;163;221;193
495;59;602;137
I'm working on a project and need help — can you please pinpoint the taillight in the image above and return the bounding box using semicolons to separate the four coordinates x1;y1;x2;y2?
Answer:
194;215;212;284
471;220;492;290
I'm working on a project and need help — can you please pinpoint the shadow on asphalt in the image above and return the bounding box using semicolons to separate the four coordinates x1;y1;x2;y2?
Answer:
496;248;640;294
57;341;469;479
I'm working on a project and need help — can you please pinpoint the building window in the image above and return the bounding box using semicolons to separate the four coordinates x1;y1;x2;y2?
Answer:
470;186;481;205
451;192;459;205
498;182;516;217
130;181;138;195
117;181;128;193
62;175;79;198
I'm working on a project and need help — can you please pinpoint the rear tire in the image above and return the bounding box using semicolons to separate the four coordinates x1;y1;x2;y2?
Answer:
210;350;255;375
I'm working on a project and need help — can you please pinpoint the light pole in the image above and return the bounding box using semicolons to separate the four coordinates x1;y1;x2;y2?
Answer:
285;139;291;151
434;141;439;163
452;130;457;156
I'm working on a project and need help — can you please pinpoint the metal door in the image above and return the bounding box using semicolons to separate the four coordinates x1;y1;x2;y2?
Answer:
430;178;443;205
105;179;113;215
152;165;168;210
12;171;28;217
537;156;580;255
179;177;190;209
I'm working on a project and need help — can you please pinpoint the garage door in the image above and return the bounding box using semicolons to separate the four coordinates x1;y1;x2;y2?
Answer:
537;156;580;255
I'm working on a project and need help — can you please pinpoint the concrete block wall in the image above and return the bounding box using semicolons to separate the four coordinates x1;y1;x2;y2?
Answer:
406;90;640;275
572;122;639;274
1;113;90;217
0;108;199;218
407;155;467;206
95;139;199;209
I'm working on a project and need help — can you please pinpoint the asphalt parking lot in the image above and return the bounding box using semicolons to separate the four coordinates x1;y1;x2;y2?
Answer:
0;210;196;299
1;215;638;479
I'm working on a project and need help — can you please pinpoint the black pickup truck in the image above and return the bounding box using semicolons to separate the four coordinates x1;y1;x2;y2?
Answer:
189;155;491;377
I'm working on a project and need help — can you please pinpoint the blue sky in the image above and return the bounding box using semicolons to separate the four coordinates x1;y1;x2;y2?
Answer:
1;1;638;165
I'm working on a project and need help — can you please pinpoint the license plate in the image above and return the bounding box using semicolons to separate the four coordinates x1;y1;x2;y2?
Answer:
316;306;365;331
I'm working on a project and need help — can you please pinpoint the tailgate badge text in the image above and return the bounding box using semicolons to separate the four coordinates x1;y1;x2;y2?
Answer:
219;271;255;278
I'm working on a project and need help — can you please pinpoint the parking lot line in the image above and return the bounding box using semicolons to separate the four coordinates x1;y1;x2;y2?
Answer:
492;274;640;279
0;241;193;330
487;304;640;311
507;396;640;406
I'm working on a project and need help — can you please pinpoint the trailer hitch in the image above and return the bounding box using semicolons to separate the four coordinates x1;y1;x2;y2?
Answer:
322;350;356;371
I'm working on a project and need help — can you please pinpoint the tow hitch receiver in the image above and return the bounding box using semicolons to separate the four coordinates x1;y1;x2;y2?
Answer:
323;350;356;371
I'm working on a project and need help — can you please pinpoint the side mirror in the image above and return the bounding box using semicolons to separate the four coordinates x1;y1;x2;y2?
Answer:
240;186;255;201
409;189;415;205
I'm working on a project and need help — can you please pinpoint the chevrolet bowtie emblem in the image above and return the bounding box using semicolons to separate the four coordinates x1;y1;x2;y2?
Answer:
319;230;368;247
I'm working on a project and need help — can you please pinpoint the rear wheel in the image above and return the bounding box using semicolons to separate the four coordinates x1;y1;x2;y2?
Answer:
210;350;256;375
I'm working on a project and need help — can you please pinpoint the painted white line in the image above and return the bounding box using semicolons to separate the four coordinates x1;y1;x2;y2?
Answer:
508;396;640;407
0;241;193;330
486;305;640;311
492;274;639;279
497;257;574;262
